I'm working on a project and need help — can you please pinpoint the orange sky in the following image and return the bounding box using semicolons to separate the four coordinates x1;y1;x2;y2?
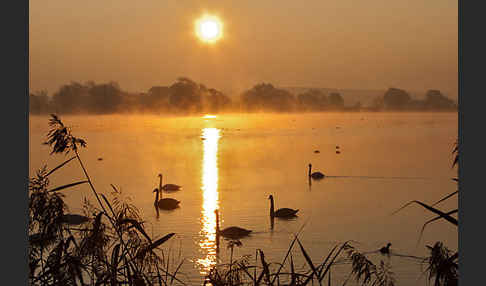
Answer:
29;0;458;97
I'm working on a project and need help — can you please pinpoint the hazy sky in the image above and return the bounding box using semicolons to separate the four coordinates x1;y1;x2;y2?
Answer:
30;0;458;97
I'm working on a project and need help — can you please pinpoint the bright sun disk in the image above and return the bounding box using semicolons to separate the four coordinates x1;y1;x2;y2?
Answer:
195;15;222;43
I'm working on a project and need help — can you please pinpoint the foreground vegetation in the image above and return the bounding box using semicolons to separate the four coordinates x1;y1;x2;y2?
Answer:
29;115;458;285
29;115;184;285
205;237;398;286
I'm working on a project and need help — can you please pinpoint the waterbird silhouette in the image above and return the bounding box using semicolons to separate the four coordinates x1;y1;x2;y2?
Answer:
154;204;160;219
308;163;325;180
358;244;424;261
215;209;252;239
269;195;299;218
153;188;180;210
153;174;180;210
380;243;392;255
158;174;182;192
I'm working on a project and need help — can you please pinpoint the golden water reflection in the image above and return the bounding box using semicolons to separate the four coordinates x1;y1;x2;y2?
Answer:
197;128;221;275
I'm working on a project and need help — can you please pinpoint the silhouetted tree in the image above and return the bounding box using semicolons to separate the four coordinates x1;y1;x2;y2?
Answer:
169;77;203;112
203;88;232;112
51;82;90;113
86;81;123;114
241;83;296;112
144;86;171;112
328;92;344;109
297;89;328;111
383;88;411;110
424;90;456;110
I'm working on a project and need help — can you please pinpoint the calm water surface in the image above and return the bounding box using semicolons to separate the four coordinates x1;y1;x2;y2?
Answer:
29;112;458;285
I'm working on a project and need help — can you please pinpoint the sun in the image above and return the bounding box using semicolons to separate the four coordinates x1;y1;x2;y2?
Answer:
195;15;223;43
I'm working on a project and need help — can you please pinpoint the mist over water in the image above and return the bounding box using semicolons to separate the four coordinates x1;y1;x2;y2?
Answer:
29;112;457;285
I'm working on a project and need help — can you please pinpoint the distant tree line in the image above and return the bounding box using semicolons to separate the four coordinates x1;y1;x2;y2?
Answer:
240;84;347;112
29;78;232;115
29;79;457;115
369;88;457;111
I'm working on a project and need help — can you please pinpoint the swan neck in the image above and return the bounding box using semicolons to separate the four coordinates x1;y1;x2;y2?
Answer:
270;197;275;217
308;165;311;176
159;175;162;191
155;189;159;204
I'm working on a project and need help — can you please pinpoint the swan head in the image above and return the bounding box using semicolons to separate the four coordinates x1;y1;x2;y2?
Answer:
308;163;312;168
153;188;159;193
268;195;273;200
158;174;162;178
387;243;392;247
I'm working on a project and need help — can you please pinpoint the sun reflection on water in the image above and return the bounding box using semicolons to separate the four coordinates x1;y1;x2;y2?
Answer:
197;128;221;275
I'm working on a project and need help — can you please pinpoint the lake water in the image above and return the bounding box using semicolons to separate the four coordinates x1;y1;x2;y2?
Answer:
29;112;458;285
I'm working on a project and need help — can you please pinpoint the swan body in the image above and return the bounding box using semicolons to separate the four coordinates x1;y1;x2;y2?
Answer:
380;243;392;254
219;226;252;239
308;164;325;180
161;183;182;192
215;210;252;239
269;195;299;218
158;174;182;192
274;208;299;217
154;189;180;210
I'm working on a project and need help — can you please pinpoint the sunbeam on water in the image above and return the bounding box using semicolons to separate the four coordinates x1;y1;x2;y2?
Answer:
197;128;221;275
